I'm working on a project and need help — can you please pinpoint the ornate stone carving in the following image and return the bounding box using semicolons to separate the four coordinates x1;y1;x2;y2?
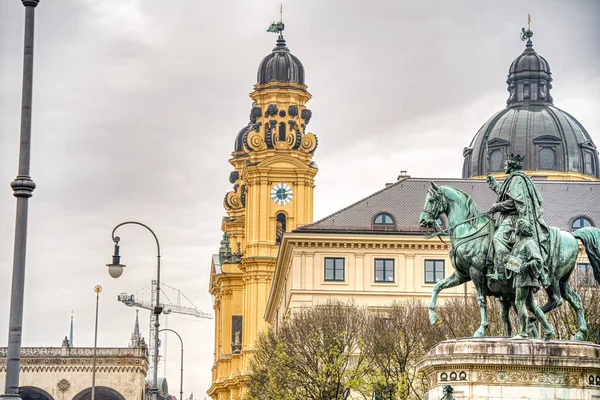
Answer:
266;104;278;116
249;106;262;123
288;105;298;117
301;108;312;125
57;379;70;392
474;370;578;387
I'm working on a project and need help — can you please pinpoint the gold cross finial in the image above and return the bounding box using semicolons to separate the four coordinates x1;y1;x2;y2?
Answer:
527;14;531;30
280;4;283;23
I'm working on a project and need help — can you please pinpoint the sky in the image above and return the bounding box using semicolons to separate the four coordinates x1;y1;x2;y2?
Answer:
0;0;599;397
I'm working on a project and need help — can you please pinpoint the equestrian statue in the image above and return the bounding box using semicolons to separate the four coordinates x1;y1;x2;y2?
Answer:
419;153;600;340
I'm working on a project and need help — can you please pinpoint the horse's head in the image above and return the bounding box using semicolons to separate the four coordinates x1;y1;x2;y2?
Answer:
419;182;446;228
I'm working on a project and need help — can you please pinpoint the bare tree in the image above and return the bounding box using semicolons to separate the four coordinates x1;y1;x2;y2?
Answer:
362;299;440;400
248;300;370;400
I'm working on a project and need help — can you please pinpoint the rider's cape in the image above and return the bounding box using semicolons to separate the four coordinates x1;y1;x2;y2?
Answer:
497;171;554;279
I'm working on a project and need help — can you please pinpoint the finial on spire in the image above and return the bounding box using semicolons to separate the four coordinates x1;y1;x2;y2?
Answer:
69;310;74;348
267;5;285;38
520;14;533;44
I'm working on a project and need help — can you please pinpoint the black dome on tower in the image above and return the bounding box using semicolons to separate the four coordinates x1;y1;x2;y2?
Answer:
462;29;599;179
257;33;305;85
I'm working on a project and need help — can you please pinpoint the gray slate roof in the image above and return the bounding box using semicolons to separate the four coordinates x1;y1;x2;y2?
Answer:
296;177;600;235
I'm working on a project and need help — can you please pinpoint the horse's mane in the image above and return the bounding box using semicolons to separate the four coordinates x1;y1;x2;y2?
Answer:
443;186;481;229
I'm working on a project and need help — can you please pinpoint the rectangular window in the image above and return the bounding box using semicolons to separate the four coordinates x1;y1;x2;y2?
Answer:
577;263;596;287
324;258;345;281
374;259;395;282
425;260;445;283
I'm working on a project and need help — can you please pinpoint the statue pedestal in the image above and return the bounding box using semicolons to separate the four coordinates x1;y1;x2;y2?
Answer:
416;337;600;400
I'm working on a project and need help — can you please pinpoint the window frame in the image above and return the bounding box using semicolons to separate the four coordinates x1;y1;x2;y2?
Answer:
373;213;395;226
571;216;594;231
424;259;445;284
374;258;395;283
324;257;345;282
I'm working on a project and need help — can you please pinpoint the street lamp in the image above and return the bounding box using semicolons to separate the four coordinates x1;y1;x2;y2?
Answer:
159;329;184;400
106;221;162;400
91;285;102;400
2;2;41;399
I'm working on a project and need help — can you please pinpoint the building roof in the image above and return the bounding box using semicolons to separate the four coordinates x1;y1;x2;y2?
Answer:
296;177;600;234
257;35;305;85
462;30;599;179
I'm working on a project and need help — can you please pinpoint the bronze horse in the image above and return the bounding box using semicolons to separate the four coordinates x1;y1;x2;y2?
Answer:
419;182;600;340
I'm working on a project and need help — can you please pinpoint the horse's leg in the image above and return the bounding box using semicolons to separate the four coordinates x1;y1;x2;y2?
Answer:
469;274;488;337
559;280;588;341
529;282;563;326
428;272;469;325
500;298;512;337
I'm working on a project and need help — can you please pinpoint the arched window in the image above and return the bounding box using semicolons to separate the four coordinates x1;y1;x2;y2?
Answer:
276;213;287;243
374;213;394;226
572;216;594;231
539;147;556;170
489;150;504;172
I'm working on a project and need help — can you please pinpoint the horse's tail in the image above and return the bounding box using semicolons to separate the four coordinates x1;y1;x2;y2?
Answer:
573;227;600;284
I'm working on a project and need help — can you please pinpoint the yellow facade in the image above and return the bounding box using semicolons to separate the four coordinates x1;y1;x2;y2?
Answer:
208;72;317;398
265;233;474;326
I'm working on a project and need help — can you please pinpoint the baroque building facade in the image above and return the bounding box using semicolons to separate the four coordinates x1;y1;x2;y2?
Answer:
207;27;318;399
208;26;599;399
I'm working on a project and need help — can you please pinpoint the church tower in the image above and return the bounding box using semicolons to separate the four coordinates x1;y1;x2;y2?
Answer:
208;21;318;399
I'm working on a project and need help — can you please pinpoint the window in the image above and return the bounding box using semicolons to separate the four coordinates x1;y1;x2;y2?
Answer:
375;259;395;282
324;258;345;281
584;152;595;175
275;213;286;244
489;150;504;172
577;263;597;287
374;213;394;225
572;217;593;231
539;147;557;170
425;260;445;283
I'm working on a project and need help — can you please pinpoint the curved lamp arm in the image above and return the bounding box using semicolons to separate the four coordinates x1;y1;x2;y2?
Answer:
111;221;161;256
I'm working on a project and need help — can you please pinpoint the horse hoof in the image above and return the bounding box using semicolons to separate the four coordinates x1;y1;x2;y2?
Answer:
428;310;438;325
474;327;486;337
571;332;584;341
544;330;556;341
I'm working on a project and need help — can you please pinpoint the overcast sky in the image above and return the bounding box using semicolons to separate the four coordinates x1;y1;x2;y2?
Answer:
1;0;599;397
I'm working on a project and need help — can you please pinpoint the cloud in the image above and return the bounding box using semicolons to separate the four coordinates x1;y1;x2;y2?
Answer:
0;0;598;396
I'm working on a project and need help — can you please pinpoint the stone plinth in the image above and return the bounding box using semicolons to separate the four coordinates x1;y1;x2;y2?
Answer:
416;337;600;400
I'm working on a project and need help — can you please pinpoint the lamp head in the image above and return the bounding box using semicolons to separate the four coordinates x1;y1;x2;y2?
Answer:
106;238;126;278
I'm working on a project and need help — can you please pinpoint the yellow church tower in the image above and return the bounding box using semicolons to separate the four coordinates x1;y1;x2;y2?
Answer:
208;21;318;399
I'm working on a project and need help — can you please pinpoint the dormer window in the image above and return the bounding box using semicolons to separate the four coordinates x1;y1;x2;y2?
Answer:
572;216;594;231
374;213;394;226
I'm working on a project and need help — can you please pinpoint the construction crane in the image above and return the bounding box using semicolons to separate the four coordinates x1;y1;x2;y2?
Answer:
117;280;212;380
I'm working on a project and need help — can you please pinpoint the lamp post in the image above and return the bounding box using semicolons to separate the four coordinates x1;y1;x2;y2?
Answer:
159;329;184;400
91;285;102;400
2;2;40;399
106;222;162;400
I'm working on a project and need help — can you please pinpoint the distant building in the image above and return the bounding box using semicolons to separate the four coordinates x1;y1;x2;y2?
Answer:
0;313;161;400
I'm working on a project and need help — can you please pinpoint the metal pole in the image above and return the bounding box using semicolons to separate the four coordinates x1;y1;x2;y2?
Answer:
2;2;39;399
159;329;183;400
91;286;102;400
110;222;161;400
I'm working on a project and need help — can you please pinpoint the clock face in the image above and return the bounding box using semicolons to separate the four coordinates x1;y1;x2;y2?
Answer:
271;183;293;206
